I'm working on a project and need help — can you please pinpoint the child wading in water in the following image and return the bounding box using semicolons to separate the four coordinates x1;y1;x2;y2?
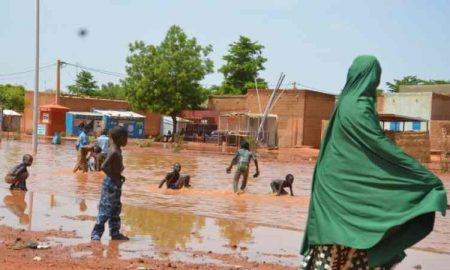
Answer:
91;127;129;241
226;140;259;194
270;174;294;196
158;163;191;189
5;154;33;191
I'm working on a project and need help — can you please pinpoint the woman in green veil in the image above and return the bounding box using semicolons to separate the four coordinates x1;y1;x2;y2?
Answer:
300;55;447;270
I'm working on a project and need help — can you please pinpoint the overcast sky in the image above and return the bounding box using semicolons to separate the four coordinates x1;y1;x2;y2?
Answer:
1;0;449;94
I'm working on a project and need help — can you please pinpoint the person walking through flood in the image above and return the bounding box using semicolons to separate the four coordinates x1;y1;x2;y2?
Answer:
5;154;33;191
300;55;448;269
158;163;191;189
73;125;90;173
95;129;109;171
226;140;259;194
91;126;129;241
270;174;294;196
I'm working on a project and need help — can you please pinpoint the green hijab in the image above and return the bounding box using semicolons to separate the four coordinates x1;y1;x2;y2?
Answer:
301;55;447;267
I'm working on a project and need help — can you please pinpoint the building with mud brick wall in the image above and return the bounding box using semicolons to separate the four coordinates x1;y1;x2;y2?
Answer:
23;91;161;137
382;92;450;150
209;89;335;148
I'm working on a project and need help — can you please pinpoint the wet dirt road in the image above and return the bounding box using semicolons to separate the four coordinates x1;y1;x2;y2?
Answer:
0;139;449;269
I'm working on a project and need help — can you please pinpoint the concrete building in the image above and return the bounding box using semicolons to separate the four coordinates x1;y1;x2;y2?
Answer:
399;84;450;95
382;92;450;150
208;89;336;148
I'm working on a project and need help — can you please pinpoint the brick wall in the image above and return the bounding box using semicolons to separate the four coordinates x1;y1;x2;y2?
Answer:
209;89;335;148
377;94;384;113
431;93;450;120
302;91;336;148
208;95;247;112
385;131;431;162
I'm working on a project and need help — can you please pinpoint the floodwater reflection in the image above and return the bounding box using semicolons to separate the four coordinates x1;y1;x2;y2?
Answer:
3;190;30;225
122;204;205;250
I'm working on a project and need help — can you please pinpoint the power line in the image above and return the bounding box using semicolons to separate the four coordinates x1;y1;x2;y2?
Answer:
0;63;56;77
63;62;126;78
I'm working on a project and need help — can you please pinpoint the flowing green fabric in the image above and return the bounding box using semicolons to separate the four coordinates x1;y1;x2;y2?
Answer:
300;55;447;267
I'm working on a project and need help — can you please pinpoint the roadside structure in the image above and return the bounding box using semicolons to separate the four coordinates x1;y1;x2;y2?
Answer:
382;91;450;150
23;91;161;137
208;88;336;148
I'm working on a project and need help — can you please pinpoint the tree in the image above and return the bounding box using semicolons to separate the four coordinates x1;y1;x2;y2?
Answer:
98;82;126;100
0;84;25;110
68;70;99;96
123;25;213;134
219;36;267;95
386;76;450;92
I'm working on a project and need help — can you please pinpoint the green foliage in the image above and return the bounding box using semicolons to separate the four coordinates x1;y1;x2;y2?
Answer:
0;84;25;110
386;76;450;92
98;82;126;99
376;88;384;96
68;70;99;96
123;25;213;134
219;36;267;95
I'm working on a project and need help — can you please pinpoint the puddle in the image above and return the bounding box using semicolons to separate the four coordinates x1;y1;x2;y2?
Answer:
0;140;450;269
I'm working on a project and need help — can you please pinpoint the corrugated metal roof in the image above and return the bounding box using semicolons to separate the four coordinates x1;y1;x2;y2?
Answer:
93;109;145;118
67;111;103;117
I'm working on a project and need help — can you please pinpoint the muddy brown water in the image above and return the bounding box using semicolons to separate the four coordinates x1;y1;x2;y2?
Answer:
0;139;449;269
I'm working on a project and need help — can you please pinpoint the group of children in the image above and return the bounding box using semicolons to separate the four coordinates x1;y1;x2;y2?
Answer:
73;126;110;173
4;127;295;241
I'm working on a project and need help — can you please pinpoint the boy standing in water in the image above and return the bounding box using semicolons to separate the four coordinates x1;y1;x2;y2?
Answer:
91;126;129;241
270;174;294;196
158;163;191;189
5;154;33;191
226;140;259;194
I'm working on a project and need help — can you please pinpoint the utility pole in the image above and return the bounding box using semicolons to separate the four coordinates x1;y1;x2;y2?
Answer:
32;0;40;154
56;59;61;104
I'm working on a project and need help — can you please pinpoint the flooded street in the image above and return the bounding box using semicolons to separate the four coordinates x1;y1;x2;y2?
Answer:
0;139;449;269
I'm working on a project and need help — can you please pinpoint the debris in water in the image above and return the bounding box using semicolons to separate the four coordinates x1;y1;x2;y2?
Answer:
33;256;42;261
37;243;51;249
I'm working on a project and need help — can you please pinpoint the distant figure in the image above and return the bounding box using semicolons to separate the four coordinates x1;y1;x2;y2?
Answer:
95;130;109;171
52;131;61;145
270;174;294;196
88;145;102;172
91;126;129;241
226;140;259;194
165;130;172;142
74;126;91;173
76;126;90;151
158;163;191;189
5;154;34;191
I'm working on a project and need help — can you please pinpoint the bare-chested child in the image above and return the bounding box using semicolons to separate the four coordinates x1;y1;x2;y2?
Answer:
270;174;294;196
158;163;191;189
226;140;259;194
91;126;129;241
5;154;33;191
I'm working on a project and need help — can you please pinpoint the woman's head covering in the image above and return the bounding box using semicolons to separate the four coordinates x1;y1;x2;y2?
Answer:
301;55;447;267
